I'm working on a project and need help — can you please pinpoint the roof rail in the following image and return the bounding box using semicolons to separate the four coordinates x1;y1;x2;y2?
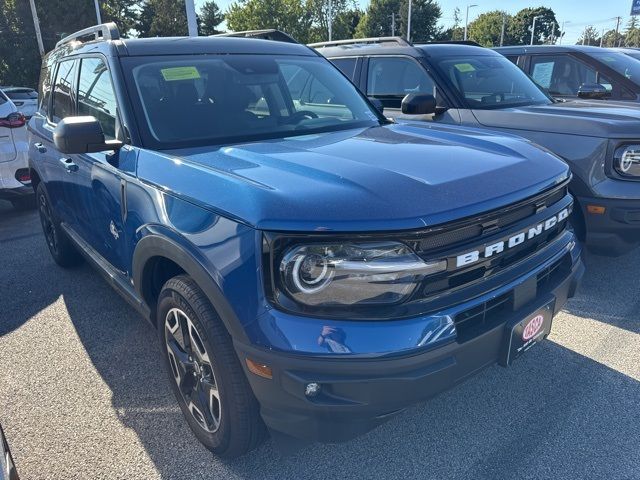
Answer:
56;22;120;48
309;37;412;49
213;29;299;44
422;40;482;47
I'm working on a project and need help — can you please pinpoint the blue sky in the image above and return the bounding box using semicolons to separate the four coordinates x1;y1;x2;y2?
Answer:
195;0;637;45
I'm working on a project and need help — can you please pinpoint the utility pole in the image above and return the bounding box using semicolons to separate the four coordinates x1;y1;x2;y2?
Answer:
500;14;506;46
551;22;556;44
464;4;477;41
94;0;102;23
582;27;587;45
614;16;622;46
185;0;198;36
559;20;570;45
600;27;605;47
530;15;541;45
407;0;412;42
28;0;44;56
391;13;396;37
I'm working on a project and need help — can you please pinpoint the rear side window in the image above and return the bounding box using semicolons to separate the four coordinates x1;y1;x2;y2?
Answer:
366;56;436;108
0;90;7;106
51;59;76;122
5;89;37;99
77;58;118;139
530;55;597;95
38;56;54;116
331;58;357;79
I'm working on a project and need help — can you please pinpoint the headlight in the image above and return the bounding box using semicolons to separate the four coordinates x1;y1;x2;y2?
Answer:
278;242;446;307
614;145;640;177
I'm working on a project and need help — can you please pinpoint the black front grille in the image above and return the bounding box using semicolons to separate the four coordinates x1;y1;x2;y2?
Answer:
453;253;571;341
416;185;567;253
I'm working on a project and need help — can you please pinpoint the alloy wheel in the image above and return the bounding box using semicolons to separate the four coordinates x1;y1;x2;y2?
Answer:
165;307;221;433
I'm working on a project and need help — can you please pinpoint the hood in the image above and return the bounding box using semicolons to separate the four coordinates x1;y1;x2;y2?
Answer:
473;100;640;139
138;123;569;232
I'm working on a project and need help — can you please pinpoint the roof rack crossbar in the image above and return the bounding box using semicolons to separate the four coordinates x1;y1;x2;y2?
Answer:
56;22;120;48
308;37;412;48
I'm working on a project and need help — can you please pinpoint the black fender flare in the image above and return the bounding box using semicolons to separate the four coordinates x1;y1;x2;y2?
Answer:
132;228;249;343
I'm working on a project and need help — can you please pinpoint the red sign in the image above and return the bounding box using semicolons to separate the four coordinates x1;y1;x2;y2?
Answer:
522;314;544;341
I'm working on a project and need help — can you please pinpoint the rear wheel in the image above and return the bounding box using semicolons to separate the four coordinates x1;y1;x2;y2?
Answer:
157;275;265;458
36;183;82;268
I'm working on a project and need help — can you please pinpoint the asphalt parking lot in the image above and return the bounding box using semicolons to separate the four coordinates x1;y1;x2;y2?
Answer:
0;200;638;480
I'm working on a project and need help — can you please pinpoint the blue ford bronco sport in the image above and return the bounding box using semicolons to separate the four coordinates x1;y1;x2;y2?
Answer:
28;24;583;457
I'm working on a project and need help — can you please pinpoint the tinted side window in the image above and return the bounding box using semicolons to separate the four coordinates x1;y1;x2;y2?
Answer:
366;57;436;108
331;58;357;80
51;60;76;122
38;56;54;116
530;54;597;96
77;58;118;139
505;55;519;65
0;90;7;106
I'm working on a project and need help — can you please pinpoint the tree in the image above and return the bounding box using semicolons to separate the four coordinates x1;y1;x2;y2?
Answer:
137;0;189;37
625;16;640;47
355;0;441;42
398;0;441;43
577;25;600;46
601;28;624;48
0;0;41;88
100;0;139;37
508;7;558;45
226;0;313;43
467;10;510;47
198;1;224;35
306;0;362;43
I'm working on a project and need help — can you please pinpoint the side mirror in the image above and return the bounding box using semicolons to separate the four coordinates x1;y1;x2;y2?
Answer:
367;97;384;115
53;116;123;154
577;83;611;100
401;93;437;115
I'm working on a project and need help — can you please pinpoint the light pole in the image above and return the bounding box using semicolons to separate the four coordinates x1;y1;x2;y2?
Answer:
559;20;570;45
28;0;44;56
464;4;477;41
94;0;102;23
185;0;198;36
328;0;333;41
530;15;541;45
499;13;506;46
407;0;412;42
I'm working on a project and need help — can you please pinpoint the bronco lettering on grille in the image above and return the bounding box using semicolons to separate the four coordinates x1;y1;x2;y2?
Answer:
456;208;569;268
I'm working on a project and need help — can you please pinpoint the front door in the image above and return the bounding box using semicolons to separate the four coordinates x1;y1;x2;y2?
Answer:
64;56;129;273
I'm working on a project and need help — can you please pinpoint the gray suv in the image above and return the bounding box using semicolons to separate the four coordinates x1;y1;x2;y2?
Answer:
313;38;640;256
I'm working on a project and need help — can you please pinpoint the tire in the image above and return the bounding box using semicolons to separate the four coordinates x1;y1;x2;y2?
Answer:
157;275;265;458
36;183;82;268
11;196;36;211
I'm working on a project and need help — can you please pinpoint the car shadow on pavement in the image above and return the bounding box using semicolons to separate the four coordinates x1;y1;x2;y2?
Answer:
563;251;640;335
2;203;639;479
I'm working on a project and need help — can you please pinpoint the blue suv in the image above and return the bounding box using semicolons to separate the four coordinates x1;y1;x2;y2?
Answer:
28;24;584;457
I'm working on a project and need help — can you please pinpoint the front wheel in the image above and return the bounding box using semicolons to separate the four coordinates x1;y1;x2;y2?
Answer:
157;275;265;458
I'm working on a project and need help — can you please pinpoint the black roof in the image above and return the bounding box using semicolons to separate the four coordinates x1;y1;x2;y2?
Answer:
56;35;316;58
317;41;499;59
494;45;611;55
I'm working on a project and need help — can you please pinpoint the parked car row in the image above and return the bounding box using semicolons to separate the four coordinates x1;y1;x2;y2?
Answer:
11;22;639;459
313;38;640;256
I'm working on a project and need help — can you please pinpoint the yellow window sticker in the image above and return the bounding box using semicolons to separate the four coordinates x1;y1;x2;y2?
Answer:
454;63;475;73
161;66;200;81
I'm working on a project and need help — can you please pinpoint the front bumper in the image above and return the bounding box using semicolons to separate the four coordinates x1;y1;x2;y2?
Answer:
235;236;584;443
578;195;640;256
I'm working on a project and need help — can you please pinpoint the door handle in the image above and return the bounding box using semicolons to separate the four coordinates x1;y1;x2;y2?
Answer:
59;157;78;173
34;142;47;153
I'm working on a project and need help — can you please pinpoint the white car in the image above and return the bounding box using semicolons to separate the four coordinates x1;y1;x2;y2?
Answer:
0;89;32;210
1;87;38;118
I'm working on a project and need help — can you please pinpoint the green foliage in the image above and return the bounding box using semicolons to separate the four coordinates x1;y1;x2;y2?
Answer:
226;0;313;43
576;25;600;46
100;0;139;36
467;10;509;47
306;0;362;43
0;0;41;88
508;7;558;45
601;29;624;47
198;1;224;36
137;0;188;37
355;0;441;42
625;17;640;47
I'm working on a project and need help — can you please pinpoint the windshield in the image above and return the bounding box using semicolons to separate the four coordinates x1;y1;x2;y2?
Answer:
434;55;552;109
591;52;640;83
122;54;381;148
